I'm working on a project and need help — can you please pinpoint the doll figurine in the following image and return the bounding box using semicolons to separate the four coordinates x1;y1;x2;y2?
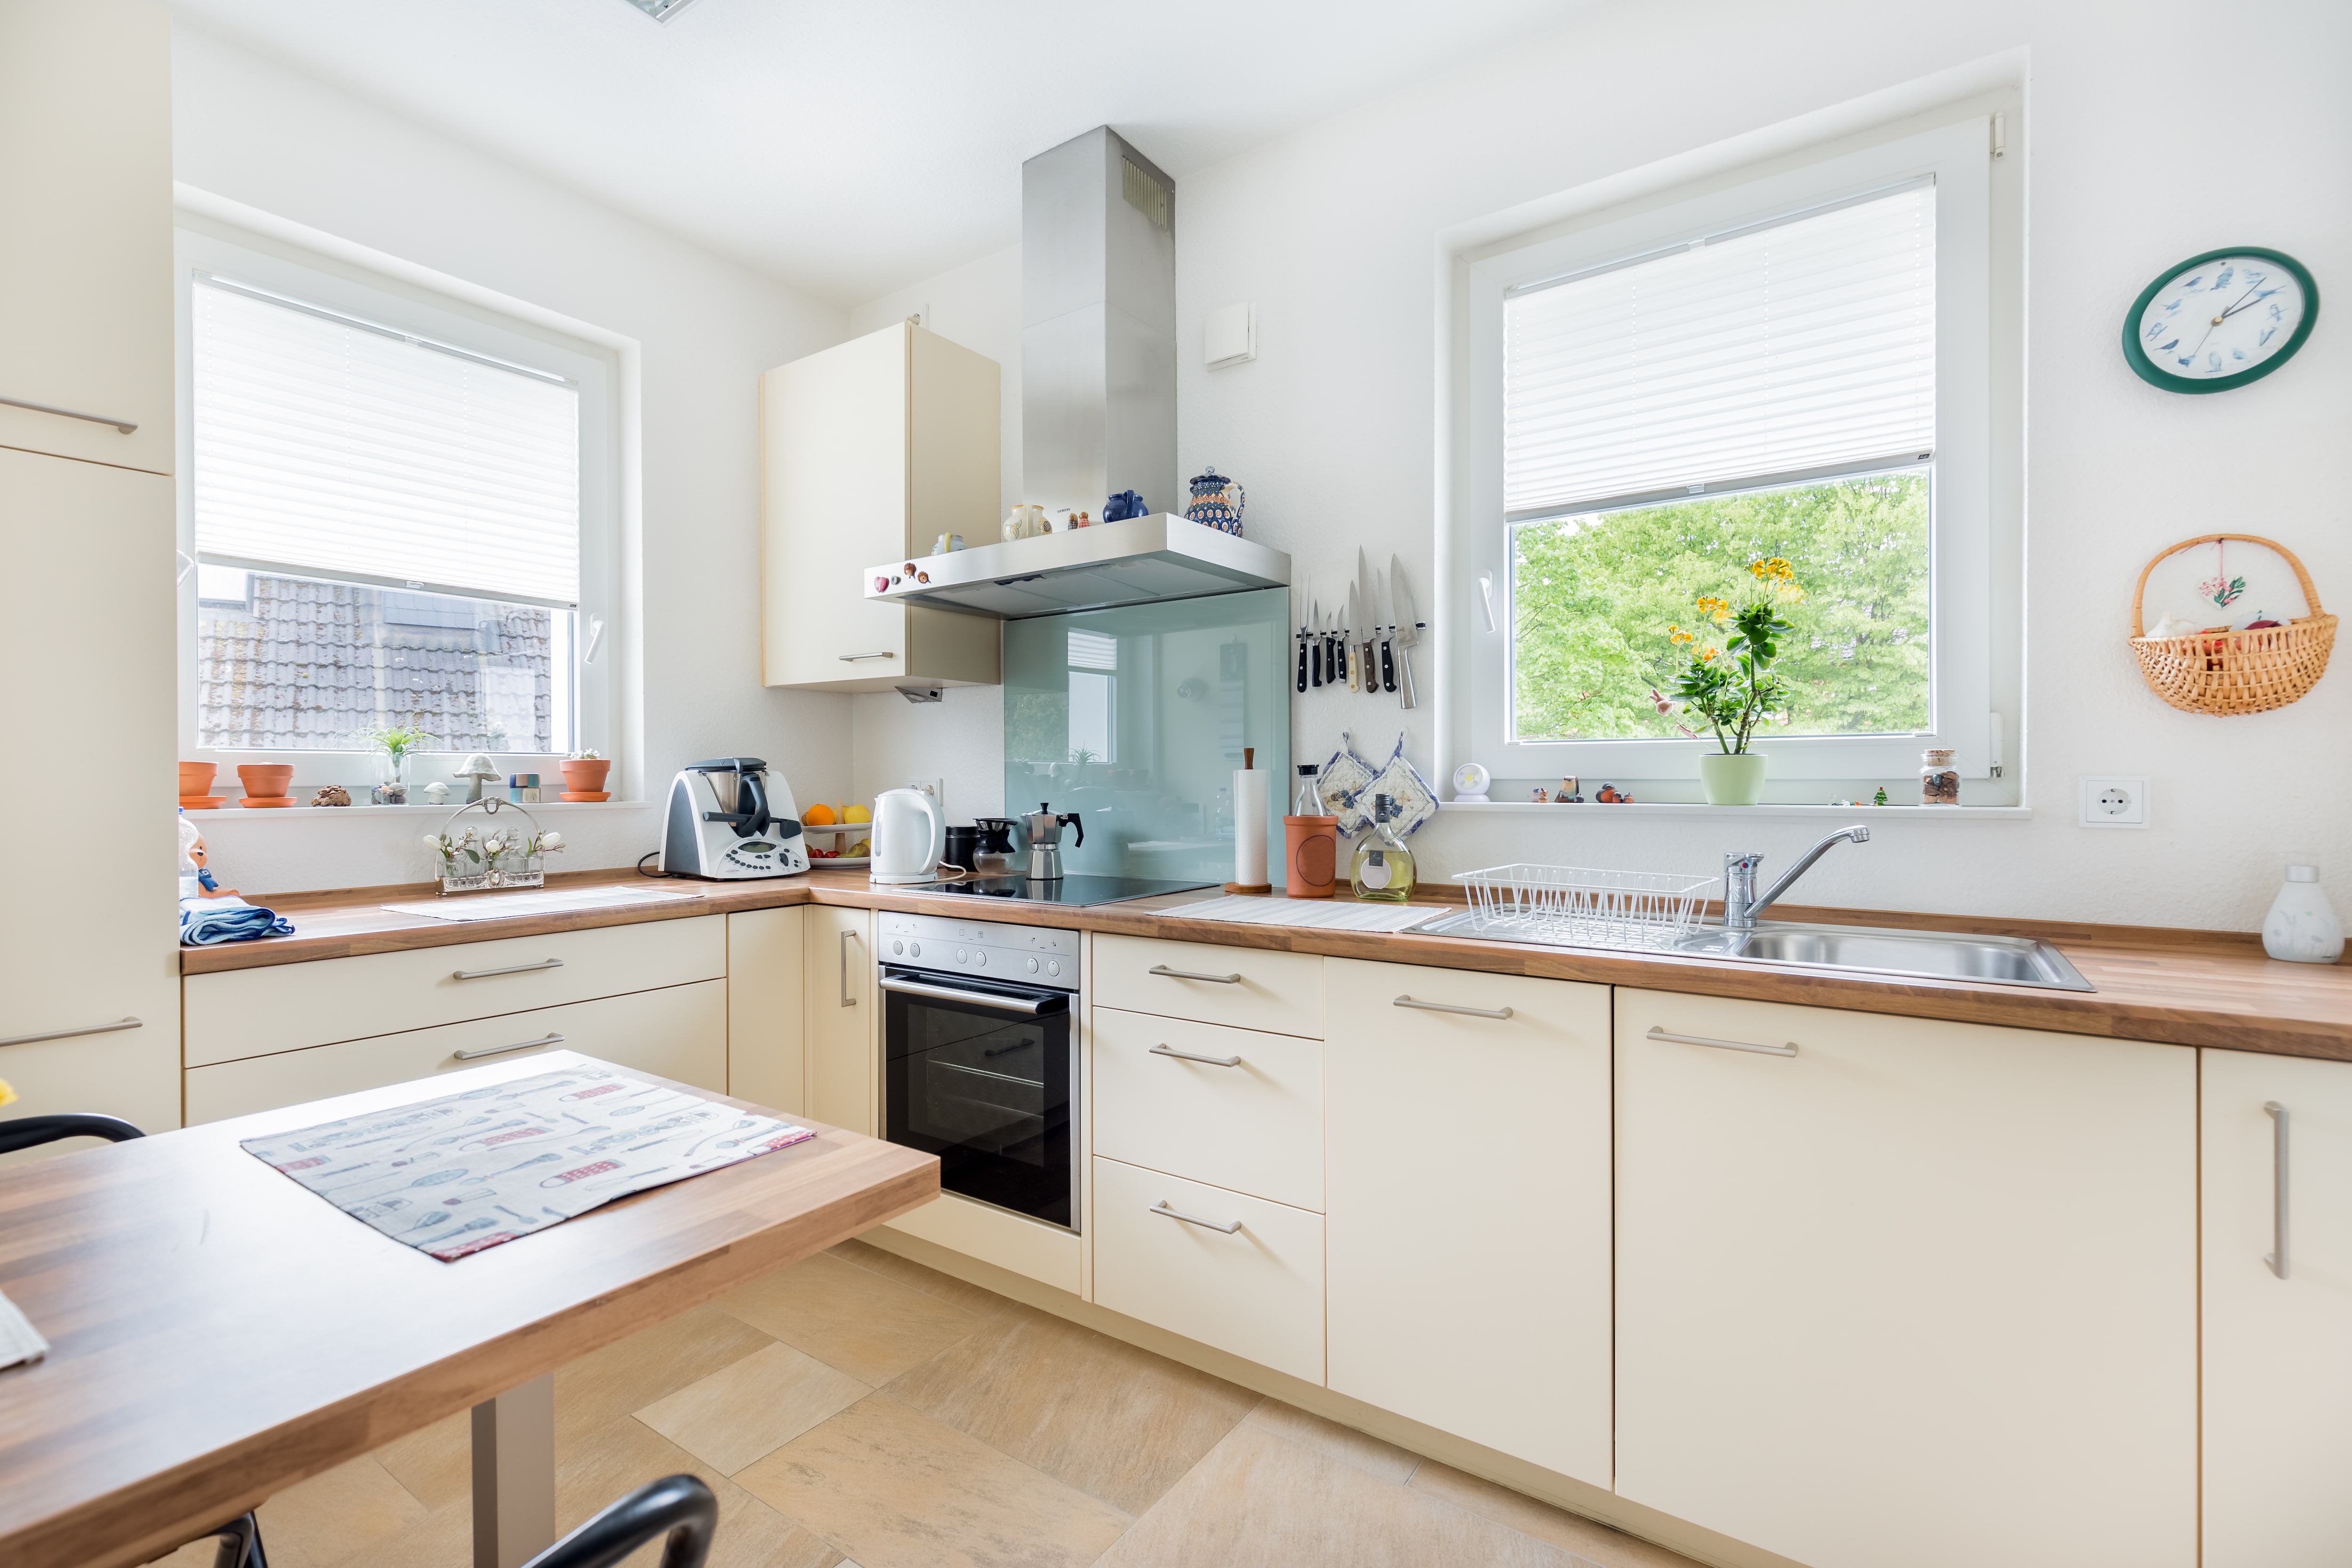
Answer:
178;812;240;899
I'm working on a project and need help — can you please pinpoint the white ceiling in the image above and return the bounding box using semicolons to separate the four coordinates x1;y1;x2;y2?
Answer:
167;0;1581;305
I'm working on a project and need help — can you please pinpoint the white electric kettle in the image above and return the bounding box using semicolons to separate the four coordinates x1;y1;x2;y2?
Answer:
869;787;954;885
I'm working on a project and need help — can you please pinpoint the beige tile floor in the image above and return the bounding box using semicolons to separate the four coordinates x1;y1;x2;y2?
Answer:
155;1237;1701;1568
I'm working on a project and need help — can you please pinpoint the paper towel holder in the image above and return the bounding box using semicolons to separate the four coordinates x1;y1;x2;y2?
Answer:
1224;746;1273;896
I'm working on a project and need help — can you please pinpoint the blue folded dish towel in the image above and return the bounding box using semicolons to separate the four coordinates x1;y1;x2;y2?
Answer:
181;895;295;946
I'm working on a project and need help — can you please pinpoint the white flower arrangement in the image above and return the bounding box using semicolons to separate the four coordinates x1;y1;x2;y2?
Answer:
423;829;485;868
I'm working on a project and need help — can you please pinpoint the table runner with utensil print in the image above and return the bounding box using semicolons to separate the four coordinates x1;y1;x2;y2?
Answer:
239;1061;816;1260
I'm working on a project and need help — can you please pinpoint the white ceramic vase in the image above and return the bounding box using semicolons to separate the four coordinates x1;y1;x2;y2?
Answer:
1698;751;1769;805
2262;864;2344;963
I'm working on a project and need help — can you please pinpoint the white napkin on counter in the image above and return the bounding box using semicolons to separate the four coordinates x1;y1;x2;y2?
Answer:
0;1285;48;1370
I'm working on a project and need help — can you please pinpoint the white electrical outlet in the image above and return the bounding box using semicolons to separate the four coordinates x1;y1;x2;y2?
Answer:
2080;776;2149;828
904;778;943;812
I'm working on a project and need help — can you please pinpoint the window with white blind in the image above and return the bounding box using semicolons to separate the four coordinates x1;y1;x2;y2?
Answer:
1459;118;2001;784
176;235;613;774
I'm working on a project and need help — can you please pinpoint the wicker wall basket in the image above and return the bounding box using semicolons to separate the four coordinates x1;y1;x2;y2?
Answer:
2129;533;2336;716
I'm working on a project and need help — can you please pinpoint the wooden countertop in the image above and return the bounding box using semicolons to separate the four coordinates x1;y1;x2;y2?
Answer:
185;868;2352;1064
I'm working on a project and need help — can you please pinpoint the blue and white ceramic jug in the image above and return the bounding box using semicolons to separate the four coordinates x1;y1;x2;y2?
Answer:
1184;468;1245;536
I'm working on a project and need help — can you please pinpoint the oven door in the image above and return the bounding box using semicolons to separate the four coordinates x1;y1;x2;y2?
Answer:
881;967;1075;1230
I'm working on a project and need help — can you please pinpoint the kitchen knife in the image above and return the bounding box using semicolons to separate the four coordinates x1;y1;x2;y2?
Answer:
1345;581;1363;690
1355;549;1378;695
1376;567;1397;693
1391;554;1420;710
1309;596;1323;687
1295;583;1309;693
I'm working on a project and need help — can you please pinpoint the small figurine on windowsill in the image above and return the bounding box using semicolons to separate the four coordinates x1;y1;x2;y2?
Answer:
177;811;239;899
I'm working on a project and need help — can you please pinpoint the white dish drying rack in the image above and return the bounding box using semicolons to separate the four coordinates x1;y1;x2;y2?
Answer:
1423;862;1717;953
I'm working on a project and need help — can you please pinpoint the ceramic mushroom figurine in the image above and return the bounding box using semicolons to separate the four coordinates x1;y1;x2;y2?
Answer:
457;753;501;804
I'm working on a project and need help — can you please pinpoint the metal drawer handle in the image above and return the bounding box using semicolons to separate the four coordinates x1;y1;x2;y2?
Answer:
1647;1025;1797;1058
840;929;859;1007
452;958;565;981
837;651;898;661
2264;1100;2289;1280
1148;963;1242;984
1151;1042;1243;1067
0;393;138;433
454;1033;565;1062
0;1017;141;1050
1393;994;1513;1020
1150;1200;1242;1234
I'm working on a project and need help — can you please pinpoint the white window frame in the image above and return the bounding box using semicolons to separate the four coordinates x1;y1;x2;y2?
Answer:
172;224;619;788
1460;119;1994;781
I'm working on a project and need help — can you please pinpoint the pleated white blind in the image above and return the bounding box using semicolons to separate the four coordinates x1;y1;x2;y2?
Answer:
192;279;581;605
1503;182;1935;516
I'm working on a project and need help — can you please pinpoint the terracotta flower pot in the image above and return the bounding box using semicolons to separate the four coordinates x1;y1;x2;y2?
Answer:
1283;815;1341;898
236;764;295;805
559;758;612;795
179;761;217;799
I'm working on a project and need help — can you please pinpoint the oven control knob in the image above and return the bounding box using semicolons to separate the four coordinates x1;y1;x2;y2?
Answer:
972;952;985;966
892;940;905;955
955;949;967;963
1047;960;1061;978
908;942;921;957
1025;957;1039;973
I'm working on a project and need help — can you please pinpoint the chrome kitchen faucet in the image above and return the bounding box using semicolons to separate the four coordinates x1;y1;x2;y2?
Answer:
1723;826;1871;929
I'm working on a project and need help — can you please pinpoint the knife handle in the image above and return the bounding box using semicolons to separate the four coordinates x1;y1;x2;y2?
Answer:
1296;634;1307;693
1311;635;1322;688
1381;638;1395;692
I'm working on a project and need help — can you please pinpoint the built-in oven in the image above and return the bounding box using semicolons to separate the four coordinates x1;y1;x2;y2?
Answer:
878;912;1080;1232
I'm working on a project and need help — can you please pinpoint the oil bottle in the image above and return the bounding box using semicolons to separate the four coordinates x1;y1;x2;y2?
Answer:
1349;792;1416;902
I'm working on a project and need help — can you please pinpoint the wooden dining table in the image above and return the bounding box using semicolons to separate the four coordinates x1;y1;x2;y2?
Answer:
0;1051;938;1568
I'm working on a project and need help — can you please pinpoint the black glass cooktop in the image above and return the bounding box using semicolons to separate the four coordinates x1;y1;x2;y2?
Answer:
910;874;1219;907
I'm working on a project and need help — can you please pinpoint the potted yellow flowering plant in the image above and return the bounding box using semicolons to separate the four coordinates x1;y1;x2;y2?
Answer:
1666;556;1804;805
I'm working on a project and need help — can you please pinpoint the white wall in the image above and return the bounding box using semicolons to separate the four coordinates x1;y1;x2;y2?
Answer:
854;0;2352;932
170;25;854;894
846;247;1018;822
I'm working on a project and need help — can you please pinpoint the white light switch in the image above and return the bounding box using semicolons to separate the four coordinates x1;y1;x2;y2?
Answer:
1205;302;1255;368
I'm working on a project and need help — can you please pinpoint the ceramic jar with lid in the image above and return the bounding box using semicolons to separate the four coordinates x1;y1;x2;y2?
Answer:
1919;748;1959;805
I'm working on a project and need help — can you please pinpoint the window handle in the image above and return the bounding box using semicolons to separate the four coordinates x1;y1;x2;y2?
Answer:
1151;1042;1243;1067
1393;994;1513;1020
1150;1200;1242;1234
0;1017;140;1050
2264;1101;2289;1280
1646;1024;1798;1058
0;393;137;434
1147;963;1242;984
452;958;564;980
840;928;859;1007
454;1033;564;1061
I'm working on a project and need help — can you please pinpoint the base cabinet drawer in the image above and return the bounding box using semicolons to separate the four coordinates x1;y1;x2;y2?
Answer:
1091;1155;1323;1384
1093;1006;1322;1210
185;980;728;1124
185;915;728;1066
1091;934;1321;1038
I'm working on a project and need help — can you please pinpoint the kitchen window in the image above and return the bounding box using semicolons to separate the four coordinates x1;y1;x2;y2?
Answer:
175;228;615;781
1457;117;2006;784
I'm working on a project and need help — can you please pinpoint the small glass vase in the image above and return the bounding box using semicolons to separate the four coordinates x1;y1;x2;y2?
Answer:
438;857;493;893
492;852;545;889
377;751;411;806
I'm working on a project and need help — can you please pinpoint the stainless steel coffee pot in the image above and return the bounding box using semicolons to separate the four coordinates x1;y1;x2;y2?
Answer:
1019;802;1084;881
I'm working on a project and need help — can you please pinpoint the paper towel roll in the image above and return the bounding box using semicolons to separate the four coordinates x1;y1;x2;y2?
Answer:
1234;762;1269;885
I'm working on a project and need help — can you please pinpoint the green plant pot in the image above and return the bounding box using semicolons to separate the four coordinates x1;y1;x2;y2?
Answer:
1698;751;1769;805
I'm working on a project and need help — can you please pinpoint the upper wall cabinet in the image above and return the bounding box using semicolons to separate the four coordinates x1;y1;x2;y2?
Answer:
761;321;1001;693
0;0;173;475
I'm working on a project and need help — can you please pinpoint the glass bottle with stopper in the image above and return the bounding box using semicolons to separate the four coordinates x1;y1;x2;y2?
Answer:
1294;763;1329;816
1350;793;1416;903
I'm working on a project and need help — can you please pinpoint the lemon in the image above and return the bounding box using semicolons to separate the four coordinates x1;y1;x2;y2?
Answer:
844;804;872;824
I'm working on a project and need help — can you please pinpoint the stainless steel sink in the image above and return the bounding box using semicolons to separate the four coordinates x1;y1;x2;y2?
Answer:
1671;922;2095;992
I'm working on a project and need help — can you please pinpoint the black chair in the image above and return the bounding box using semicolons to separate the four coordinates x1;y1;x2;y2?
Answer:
0;1112;268;1568
521;1475;718;1568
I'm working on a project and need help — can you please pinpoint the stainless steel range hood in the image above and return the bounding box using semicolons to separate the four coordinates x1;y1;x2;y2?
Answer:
862;125;1288;621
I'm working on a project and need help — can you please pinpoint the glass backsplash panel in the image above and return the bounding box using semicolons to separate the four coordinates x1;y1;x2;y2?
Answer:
1002;586;1290;883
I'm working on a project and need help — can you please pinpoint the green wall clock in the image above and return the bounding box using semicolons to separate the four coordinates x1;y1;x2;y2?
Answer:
2123;247;2318;393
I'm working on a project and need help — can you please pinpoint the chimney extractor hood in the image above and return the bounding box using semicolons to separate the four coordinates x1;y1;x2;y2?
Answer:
854;125;1290;621
864;513;1289;620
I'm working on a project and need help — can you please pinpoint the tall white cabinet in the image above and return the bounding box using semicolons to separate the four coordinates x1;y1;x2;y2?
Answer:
2201;1047;2352;1568
0;0;180;1137
1613;989;2196;1568
760;321;1002;693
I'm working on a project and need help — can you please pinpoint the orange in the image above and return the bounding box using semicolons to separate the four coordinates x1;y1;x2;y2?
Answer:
804;802;836;826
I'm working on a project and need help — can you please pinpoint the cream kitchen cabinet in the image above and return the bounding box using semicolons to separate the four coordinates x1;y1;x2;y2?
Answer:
1613;988;2196;1568
1091;1006;1322;1210
2202;1047;2352;1568
0;448;179;1142
1090;933;1323;1038
184;981;726;1123
0;0;174;475
805;906;877;1134
1323;959;1613;1488
760;320;1001;693
727;907;807;1113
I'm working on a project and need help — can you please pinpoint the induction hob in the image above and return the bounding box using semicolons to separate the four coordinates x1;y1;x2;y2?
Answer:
906;874;1219;907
